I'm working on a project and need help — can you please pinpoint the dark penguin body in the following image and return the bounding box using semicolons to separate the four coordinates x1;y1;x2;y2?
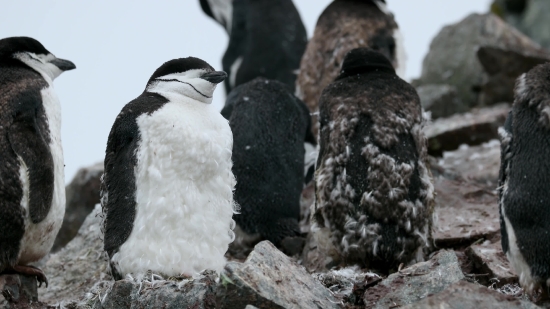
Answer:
200;0;307;94
102;57;236;280
0;37;75;285
221;78;314;251
296;0;405;134
499;63;550;294
312;48;433;272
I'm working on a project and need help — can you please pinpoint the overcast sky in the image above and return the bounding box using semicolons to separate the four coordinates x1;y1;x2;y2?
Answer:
0;0;491;182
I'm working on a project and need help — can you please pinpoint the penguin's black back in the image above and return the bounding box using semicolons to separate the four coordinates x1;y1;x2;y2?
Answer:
221;78;311;245
222;0;307;93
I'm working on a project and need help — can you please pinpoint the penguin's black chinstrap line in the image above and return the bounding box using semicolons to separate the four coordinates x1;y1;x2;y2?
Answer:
155;78;212;99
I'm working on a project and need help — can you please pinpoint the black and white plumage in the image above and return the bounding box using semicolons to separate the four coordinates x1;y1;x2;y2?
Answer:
102;57;237;280
0;36;75;285
221;78;315;250
296;0;405;134
312;48;433;272
499;63;550;294
200;0;307;94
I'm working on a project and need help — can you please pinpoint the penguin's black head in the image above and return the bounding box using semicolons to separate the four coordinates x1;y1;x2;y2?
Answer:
336;48;395;80
0;36;76;80
146;57;227;104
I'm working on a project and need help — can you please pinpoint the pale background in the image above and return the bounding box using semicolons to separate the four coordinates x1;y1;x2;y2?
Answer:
0;0;491;182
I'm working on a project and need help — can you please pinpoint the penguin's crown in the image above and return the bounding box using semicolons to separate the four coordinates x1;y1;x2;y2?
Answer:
337;47;395;80
0;36;50;58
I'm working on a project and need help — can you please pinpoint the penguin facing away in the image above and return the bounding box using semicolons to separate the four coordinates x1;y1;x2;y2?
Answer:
312;48;433;272
296;0;406;134
0;36;75;285
102;57;237;280
499;63;550;295
220;78;315;252
200;0;307;94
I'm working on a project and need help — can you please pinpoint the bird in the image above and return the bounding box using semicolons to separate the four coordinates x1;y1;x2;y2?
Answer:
296;0;406;135
311;48;434;273
499;63;550;296
101;57;237;280
199;0;307;94
0;36;75;286
220;78;315;255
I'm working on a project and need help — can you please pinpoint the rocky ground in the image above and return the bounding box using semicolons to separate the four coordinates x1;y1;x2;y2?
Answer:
3;7;550;309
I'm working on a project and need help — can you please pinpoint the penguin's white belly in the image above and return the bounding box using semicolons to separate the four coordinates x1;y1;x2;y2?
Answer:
112;100;236;278
18;86;66;264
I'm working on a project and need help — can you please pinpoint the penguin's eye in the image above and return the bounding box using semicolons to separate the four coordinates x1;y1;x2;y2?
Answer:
29;54;43;63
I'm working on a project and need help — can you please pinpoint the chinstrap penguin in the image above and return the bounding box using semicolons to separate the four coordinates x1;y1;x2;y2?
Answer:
312;48;433;272
499;63;550;296
296;0;406;134
200;0;307;94
101;57;237;280
0;36;75;286
221;78;315;254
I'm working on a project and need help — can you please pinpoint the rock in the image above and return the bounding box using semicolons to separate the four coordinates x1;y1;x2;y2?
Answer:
0;274;48;309
38;204;110;305
52;162;103;252
424;103;509;156
465;240;517;287
477;46;550;106
217;241;340;309
439;139;501;187
400;281;540;309
76;271;218;309
363;250;464;309
415;13;545;107
433;177;500;248
417;84;466;119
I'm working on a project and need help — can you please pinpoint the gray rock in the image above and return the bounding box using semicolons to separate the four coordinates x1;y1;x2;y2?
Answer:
363;250;464;308
39;204;110;305
477;46;550;106
0;274;48;309
400;281;540;309
465;240;517;287
313;267;382;306
424;104;510;156
53;162;103;252
218;241;341;309
416;84;466;119
415;13;545;107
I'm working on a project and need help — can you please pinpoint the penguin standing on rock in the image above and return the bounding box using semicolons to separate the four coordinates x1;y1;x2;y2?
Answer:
0;36;75;286
200;0;307;94
296;0;405;134
312;48;433;272
499;63;550;296
221;78;315;254
101;57;237;280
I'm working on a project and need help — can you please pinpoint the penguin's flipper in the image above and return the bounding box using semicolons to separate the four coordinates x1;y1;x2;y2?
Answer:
102;119;139;257
0;200;25;271
7;96;54;224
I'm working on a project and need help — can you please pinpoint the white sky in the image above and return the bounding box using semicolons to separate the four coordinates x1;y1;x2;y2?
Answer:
0;0;491;182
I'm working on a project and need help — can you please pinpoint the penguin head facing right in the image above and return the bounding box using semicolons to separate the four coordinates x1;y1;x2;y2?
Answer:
0;36;76;81
336;47;395;80
146;57;227;104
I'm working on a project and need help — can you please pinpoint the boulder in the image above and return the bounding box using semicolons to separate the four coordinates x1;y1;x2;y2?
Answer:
416;84;466;119
465;240;517;287
313;266;382;306
424;104;509;156
52;162;103;252
415;13;545;107
400;280;540;309
217;241;341;309
363;250;464;309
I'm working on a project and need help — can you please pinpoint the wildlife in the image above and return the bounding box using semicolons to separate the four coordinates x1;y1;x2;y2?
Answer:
312;48;433;272
101;57;237;280
0;36;75;286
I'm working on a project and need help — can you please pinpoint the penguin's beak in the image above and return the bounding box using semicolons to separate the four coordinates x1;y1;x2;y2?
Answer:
201;71;227;84
50;58;76;71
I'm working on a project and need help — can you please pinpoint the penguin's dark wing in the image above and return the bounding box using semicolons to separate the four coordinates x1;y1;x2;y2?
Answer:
199;0;234;33
7;89;54;224
222;0;246;93
498;110;513;254
102;93;168;257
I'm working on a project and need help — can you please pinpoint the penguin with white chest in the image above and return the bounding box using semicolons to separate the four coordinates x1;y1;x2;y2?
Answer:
220;78;315;254
499;63;550;295
0;37;75;285
102;57;237;280
312;48;433;272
